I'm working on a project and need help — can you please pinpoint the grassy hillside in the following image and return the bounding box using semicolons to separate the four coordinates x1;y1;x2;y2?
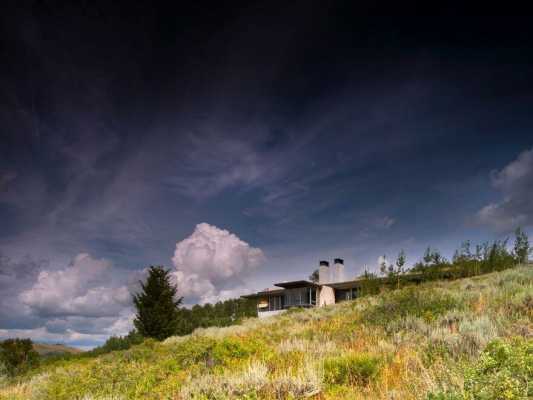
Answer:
32;343;83;357
1;266;531;400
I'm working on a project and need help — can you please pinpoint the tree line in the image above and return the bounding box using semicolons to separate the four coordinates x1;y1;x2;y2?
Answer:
357;227;531;294
84;267;256;355
131;266;257;340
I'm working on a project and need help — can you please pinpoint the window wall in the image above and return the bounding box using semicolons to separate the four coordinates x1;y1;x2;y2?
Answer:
334;287;358;302
268;295;283;311
283;287;317;308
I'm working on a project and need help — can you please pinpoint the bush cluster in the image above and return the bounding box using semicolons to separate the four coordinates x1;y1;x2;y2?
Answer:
428;337;532;400
323;354;382;386
358;229;530;297
463;338;532;400
88;330;144;356
0;338;40;377
176;297;258;336
366;287;462;326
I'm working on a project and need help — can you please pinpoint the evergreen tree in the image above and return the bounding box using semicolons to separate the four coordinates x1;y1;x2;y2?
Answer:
394;249;406;289
423;247;433;265
308;269;319;283
0;338;39;376
430;249;443;265
133;266;183;341
92;329;145;355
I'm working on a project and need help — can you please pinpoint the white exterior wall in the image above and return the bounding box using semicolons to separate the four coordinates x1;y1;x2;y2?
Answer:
319;265;330;284
258;309;287;318
318;285;335;306
333;263;345;283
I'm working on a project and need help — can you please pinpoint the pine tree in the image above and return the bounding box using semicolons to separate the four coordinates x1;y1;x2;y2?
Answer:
395;249;406;289
423;247;433;265
133;266;183;341
308;269;319;283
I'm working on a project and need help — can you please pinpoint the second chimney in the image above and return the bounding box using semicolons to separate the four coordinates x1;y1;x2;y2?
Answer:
318;260;330;284
333;258;345;283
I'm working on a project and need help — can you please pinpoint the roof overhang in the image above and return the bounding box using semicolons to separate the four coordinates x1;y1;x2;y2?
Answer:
326;280;364;290
326;273;425;289
241;289;285;299
273;280;320;289
242;271;429;299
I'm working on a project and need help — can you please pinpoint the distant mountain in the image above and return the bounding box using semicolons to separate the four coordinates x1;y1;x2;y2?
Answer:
33;343;83;356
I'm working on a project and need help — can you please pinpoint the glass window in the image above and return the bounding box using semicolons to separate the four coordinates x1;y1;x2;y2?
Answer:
335;287;359;302
269;295;283;310
283;287;314;307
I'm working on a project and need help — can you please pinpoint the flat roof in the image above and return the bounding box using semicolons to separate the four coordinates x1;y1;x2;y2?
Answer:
326;273;425;289
273;280;320;289
243;272;427;298
241;288;285;299
325;279;365;290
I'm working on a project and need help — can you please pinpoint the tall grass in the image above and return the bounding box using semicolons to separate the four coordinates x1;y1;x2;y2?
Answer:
1;266;531;400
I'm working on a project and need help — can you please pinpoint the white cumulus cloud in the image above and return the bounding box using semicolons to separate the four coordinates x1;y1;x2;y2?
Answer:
171;223;264;304
20;253;132;318
0;252;137;348
476;147;533;231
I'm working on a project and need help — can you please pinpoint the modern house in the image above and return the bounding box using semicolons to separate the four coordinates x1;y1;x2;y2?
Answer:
242;258;366;318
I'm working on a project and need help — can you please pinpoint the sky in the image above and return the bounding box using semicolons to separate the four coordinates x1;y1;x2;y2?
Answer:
1;4;533;348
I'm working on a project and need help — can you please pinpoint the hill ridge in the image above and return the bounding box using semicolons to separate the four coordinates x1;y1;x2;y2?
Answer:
1;266;531;399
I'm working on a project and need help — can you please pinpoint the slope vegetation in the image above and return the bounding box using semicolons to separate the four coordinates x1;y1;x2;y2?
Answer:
32;343;83;357
1;267;531;400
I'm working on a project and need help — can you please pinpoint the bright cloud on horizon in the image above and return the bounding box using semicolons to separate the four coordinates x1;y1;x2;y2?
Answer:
20;253;131;318
171;223;265;304
0;253;139;348
0;224;266;348
477;147;533;232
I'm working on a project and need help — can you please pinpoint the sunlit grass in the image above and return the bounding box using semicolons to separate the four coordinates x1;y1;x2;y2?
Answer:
1;266;531;399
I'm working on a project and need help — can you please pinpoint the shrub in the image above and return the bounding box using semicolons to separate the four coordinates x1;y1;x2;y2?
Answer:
89;330;144;356
0;360;9;386
271;362;321;398
427;392;463;400
428;338;532;400
172;336;216;368
0;338;40;376
169;336;260;369
323;354;381;386
212;337;257;364
284;307;305;315
426;315;499;360
180;360;321;399
463;338;532;400
366;287;462;326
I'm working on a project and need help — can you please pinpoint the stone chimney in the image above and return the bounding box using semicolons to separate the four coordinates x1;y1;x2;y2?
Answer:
333;258;345;283
318;260;330;284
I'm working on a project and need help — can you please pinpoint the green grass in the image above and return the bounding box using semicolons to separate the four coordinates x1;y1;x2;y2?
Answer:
1;266;531;399
323;354;382;386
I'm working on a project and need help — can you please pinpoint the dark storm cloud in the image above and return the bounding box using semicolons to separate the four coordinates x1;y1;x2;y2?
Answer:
0;254;46;330
1;5;533;346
